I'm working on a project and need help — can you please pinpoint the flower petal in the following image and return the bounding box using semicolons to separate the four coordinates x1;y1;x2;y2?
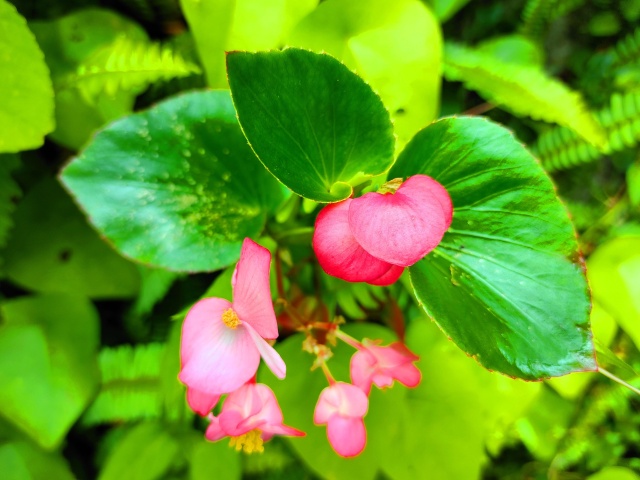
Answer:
350;350;377;395
349;175;452;266
179;298;261;395
313;200;393;282
244;323;286;379
368;265;404;286
326;416;367;457
314;382;369;424
232;238;278;339
205;414;226;442
186;387;220;416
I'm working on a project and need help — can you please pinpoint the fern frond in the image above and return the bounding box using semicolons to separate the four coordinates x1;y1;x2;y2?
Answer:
534;91;640;171
81;343;166;426
59;36;201;100
444;42;606;146
520;0;585;38
612;28;640;67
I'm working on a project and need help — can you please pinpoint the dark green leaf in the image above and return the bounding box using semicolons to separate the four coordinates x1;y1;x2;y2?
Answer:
390;116;595;379
0;155;21;266
0;0;54;152
61;90;288;272
227;48;395;202
3;179;140;299
0;293;99;449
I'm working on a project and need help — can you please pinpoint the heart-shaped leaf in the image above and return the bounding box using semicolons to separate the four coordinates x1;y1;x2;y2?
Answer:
389;116;595;380
227;48;395;202
61;90;288;272
0;294;99;449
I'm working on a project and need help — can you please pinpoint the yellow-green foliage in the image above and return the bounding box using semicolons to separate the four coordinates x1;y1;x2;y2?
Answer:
534;91;640;171
58;36;201;101
443;42;606;147
520;0;585;37
81;343;166;426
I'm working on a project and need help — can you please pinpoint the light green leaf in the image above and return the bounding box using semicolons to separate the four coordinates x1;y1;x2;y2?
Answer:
98;422;180;480
381;319;540;478
3;179;140;298
0;293;99;449
289;0;442;148
0;0;54;152
444;42;606;147
61;90;288;271
628;160;640;207
588;467;640;480
180;0;316;87
30;8;148;150
227;48;395;202
587;234;640;349
0;442;75;480
390;116;595;379
427;0;472;22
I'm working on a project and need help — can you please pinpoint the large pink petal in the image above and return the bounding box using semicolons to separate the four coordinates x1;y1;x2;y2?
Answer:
326;416;367;457
368;265;404;286
179;300;261;395
349;175;452;266
232;238;278;339
186;387;220;416
401;174;453;226
313;200;395;282
244;323;286;379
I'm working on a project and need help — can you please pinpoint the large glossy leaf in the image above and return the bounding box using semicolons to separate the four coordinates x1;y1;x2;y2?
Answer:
289;0;442;148
61;90;288;272
0;0;54;153
227;48;395;202
0;294;99;449
3;179;140;299
389;116;595;380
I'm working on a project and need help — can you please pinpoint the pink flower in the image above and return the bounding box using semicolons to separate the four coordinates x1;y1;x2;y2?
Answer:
313;175;452;285
179;238;286;410
314;382;369;457
350;339;421;395
206;382;304;453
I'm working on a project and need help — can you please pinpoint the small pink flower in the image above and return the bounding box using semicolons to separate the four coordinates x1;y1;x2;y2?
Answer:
179;238;286;407
350;339;421;395
313;175;452;285
314;382;369;457
206;382;304;453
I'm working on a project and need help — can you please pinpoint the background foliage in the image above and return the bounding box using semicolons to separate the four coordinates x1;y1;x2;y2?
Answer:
1;0;639;479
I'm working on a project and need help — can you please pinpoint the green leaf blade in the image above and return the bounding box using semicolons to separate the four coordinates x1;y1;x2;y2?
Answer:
390;117;595;379
0;0;55;153
227;48;395;202
61;90;288;272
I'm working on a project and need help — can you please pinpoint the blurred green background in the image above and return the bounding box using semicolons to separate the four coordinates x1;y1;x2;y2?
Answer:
1;0;640;478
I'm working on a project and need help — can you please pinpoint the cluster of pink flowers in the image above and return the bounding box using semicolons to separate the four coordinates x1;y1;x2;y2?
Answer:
179;239;304;453
179;175;450;457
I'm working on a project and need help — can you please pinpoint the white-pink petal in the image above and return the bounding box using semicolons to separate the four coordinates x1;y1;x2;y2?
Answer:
244;323;286;379
232;238;279;339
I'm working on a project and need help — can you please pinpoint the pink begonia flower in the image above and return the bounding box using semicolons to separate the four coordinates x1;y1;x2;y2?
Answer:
313;175;453;285
314;382;369;457
179;238;286;409
350;339;421;395
206;382;304;453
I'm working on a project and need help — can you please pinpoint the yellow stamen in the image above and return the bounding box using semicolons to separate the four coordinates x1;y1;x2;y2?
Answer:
222;308;241;329
228;429;264;454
